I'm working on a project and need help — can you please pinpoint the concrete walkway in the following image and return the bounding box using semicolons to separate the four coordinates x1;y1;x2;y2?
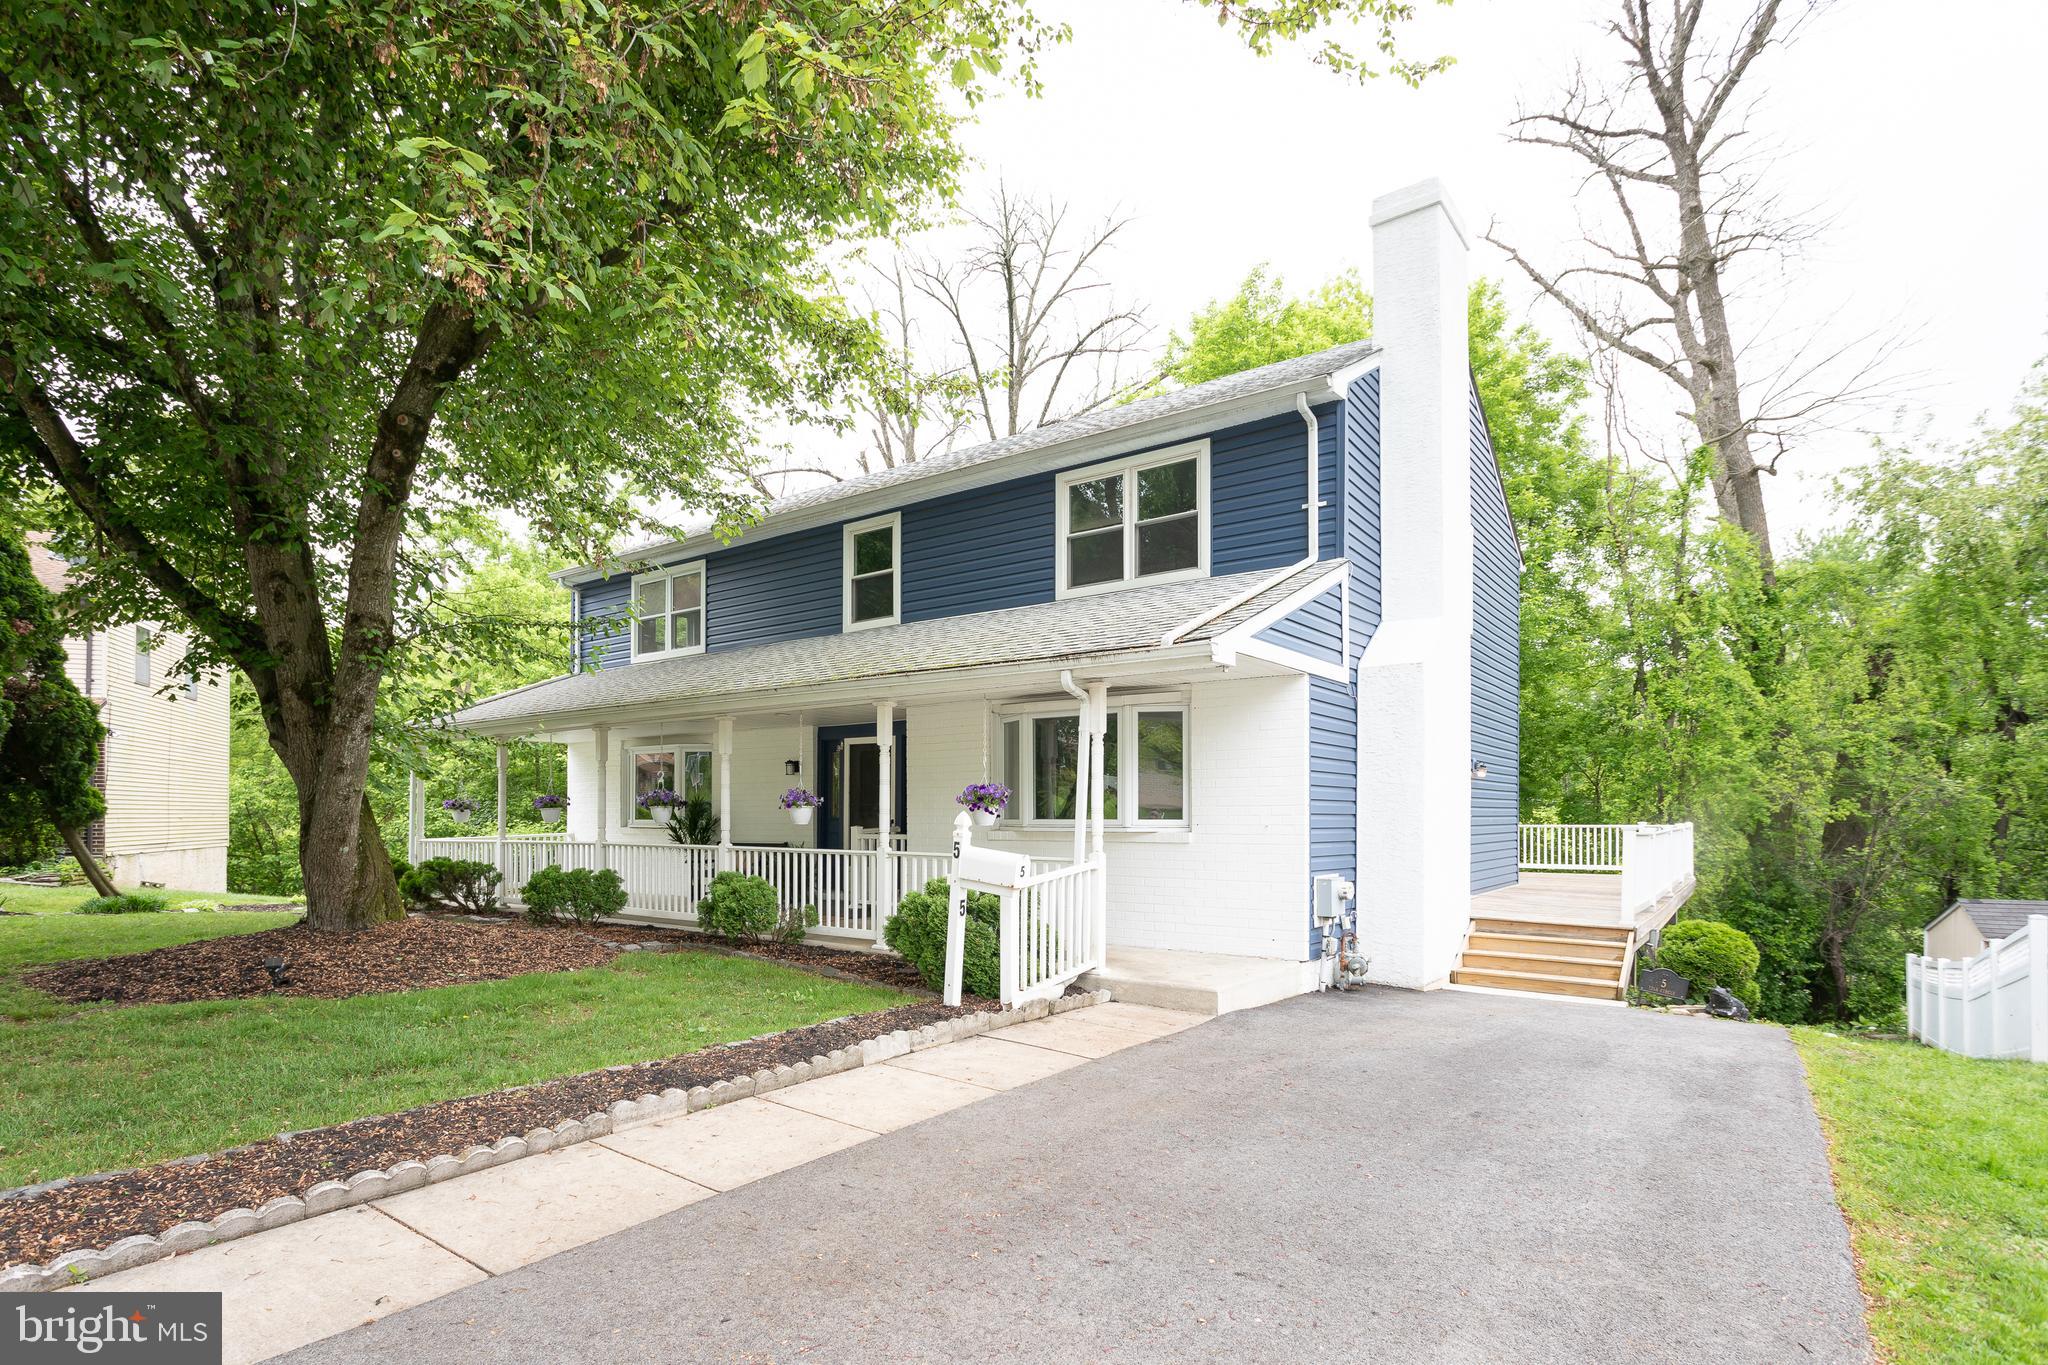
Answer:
68;1001;1203;1364
277;988;1870;1364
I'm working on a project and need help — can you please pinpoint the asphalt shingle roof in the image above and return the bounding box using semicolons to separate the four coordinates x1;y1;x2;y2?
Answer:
1951;899;2048;940
450;562;1339;730
591;340;1380;569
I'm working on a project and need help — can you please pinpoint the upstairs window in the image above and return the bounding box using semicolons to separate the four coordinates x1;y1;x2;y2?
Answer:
1056;442;1208;598
631;563;706;661
843;513;901;631
133;624;154;686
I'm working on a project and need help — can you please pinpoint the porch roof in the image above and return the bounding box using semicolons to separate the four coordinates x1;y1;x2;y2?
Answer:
449;563;1341;733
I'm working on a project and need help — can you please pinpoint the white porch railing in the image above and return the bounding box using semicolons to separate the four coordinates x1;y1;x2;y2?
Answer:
1518;823;1626;871
1005;861;1105;1005
1907;917;2048;1062
413;833;1075;946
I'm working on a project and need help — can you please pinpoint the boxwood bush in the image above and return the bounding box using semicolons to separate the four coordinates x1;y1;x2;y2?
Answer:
696;871;778;941
885;877;1000;999
76;891;171;915
398;857;501;913
1656;919;1762;1013
521;865;628;926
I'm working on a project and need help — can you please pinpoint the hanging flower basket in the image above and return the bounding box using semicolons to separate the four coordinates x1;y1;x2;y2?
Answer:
639;787;683;821
441;797;477;825
779;787;823;826
956;783;1010;828
533;793;569;825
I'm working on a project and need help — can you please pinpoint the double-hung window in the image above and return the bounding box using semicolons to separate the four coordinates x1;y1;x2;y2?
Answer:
996;701;1188;829
1056;442;1208;598
843;513;901;631
630;562;706;661
629;744;712;824
133;624;155;686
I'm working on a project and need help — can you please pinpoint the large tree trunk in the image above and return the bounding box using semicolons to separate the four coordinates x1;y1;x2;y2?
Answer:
57;825;118;898
298;794;404;931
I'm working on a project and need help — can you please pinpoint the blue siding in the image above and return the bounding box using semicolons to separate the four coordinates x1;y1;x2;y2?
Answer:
1308;674;1358;958
577;575;632;671
1342;372;1384;648
1210;404;1345;574
901;469;1054;621
1469;379;1521;895
576;403;1347;663
1254;584;1344;666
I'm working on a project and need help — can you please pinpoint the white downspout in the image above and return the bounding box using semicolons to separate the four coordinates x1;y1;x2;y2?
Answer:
1160;390;1325;646
1058;670;1090;869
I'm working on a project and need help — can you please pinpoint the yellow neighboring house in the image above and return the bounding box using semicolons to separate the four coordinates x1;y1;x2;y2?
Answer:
27;539;230;892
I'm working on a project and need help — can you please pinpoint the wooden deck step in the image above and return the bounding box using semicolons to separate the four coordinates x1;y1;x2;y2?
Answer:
1472;917;1631;942
1449;967;1625;1000
1459;951;1625;983
1467;932;1627;960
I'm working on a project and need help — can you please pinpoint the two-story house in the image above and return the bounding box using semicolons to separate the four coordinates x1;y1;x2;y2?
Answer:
440;180;1693;1010
27;538;231;892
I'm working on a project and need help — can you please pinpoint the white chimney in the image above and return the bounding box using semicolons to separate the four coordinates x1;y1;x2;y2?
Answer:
1356;179;1474;989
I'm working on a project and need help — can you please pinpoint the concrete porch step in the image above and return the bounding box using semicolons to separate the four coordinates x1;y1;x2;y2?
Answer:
1079;947;1312;1017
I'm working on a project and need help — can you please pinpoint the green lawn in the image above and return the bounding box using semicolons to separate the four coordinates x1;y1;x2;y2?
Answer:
0;907;913;1188
0;883;296;914
1794;1028;2048;1363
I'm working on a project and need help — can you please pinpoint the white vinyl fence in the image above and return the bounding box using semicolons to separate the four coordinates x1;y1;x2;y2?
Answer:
1906;915;2048;1062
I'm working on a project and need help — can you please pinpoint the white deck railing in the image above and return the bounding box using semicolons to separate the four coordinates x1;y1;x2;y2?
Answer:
1518;823;1627;871
1907;917;2048;1062
1003;860;1106;1005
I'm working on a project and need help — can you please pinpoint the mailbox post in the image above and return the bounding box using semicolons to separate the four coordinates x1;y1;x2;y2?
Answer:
944;811;1030;1006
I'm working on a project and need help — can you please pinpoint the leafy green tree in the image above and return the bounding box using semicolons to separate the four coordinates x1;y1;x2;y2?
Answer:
1160;266;1373;386
0;526;116;896
0;2;1061;930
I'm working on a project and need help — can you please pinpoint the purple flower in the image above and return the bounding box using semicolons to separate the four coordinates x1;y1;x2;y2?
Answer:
532;793;569;809
778;787;823;810
441;797;477;814
639;788;684;810
956;783;1010;814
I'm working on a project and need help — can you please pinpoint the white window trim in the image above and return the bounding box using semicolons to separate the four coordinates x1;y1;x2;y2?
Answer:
842;512;902;632
133;623;155;687
628;561;707;663
1054;440;1211;601
622;741;714;827
993;695;1191;830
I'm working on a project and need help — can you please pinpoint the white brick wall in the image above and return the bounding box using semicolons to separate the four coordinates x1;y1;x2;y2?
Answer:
564;721;814;847
559;674;1311;962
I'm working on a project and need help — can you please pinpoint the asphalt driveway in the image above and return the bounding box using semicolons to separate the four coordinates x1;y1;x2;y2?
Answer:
284;988;1870;1364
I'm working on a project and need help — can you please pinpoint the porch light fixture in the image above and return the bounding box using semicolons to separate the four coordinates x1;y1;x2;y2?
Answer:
1470;760;1489;782
784;759;802;775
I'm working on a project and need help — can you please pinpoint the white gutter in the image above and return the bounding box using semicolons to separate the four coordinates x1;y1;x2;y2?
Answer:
1160;391;1325;646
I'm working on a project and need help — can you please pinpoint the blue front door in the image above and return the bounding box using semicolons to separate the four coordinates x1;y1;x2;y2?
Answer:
815;721;908;850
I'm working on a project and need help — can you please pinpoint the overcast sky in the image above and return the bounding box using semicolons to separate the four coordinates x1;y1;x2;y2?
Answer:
889;0;2048;546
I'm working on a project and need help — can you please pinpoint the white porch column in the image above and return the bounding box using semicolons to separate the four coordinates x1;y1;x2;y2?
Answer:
1357;178;1474;990
1086;680;1109;960
494;738;510;890
716;716;734;872
1070;692;1090;869
874;700;896;942
796;712;814;849
593;725;610;872
407;770;424;864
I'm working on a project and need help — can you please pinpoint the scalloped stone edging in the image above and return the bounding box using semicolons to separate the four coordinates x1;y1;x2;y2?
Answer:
0;989;1108;1293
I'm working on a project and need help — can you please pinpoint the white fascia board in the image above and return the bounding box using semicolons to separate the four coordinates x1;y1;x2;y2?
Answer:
448;642;1227;738
551;380;1356;587
1211;634;1349;684
1328;356;1382;394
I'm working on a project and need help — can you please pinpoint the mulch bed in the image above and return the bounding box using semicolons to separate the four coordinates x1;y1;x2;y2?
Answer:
582;922;935;994
0;996;989;1271
23;915;622;1006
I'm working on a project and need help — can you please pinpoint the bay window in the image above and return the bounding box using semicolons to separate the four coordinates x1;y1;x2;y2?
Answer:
1055;442;1208;598
630;563;706;661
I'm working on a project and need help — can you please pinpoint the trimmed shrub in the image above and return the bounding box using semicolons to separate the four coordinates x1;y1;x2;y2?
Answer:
76;891;171;915
696;871;778;941
778;903;819;944
521;865;628;926
399;857;501;913
1657;919;1762;1013
884;877;1000;999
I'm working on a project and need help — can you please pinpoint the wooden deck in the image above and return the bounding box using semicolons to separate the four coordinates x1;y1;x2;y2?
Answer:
1470;871;1697;933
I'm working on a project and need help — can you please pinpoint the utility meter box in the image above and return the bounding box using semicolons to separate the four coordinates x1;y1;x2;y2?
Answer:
1313;873;1355;923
